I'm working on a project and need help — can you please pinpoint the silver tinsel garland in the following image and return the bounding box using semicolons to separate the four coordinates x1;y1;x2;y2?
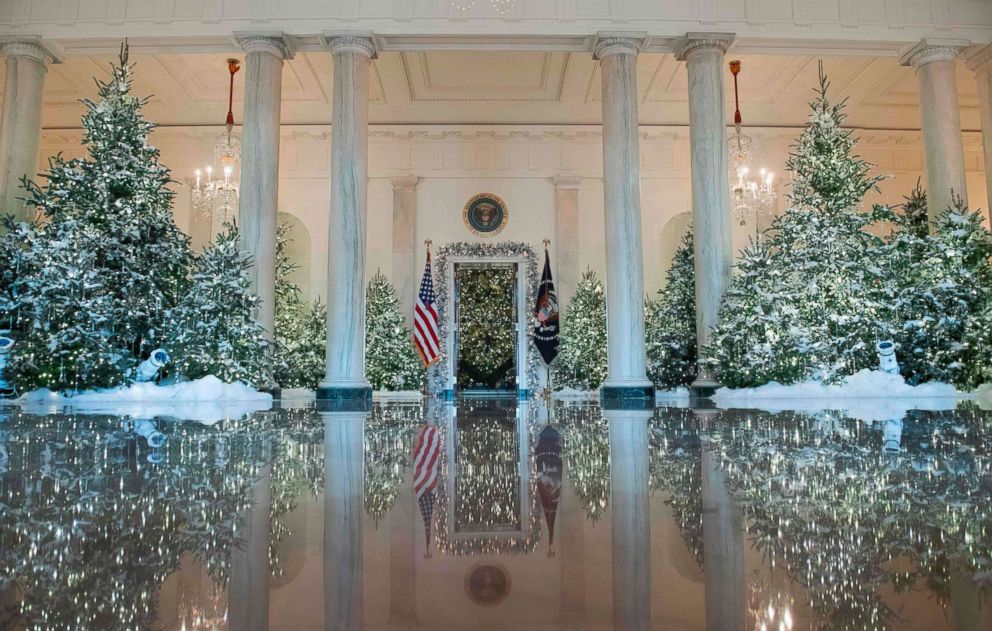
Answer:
428;241;541;398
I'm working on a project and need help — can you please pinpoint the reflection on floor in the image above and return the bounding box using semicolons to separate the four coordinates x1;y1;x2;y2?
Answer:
1;399;992;630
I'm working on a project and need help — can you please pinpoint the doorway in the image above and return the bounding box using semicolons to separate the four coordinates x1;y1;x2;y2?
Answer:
453;262;518;394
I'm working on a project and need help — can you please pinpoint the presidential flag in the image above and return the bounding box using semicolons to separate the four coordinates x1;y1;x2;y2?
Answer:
413;424;441;557
414;248;441;367
533;248;560;365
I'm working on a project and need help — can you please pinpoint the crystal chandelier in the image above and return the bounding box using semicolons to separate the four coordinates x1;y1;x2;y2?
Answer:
728;60;776;226
192;58;241;221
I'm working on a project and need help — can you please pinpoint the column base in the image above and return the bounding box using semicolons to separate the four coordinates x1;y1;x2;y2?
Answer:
690;365;721;399
316;385;373;412
600;385;655;411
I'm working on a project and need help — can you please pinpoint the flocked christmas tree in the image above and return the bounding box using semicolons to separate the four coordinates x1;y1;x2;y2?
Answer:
273;222;326;389
7;45;192;391
365;270;424;391
167;223;271;387
882;187;992;387
705;64;896;387
552;269;607;390
646;228;697;389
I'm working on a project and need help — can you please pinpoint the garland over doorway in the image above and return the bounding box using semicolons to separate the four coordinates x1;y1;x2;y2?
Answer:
428;241;541;399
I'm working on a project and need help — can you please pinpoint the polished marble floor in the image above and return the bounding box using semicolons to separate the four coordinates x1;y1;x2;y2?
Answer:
1;399;991;630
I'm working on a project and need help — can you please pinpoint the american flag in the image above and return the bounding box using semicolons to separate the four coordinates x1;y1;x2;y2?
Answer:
413;249;441;367
413;425;441;557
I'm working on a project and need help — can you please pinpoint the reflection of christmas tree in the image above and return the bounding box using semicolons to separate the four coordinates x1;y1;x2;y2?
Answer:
558;405;610;520
646;229;697;389
454;415;521;530
364;406;421;525
456;267;517;389
552;270;607;390
7;46;192;391
648;409;703;564
366;272;424;391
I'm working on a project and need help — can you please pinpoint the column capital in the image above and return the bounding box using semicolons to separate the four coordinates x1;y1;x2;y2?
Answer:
592;32;646;60
324;32;377;59
899;38;970;68
552;174;582;190
234;31;295;60
966;44;992;73
674;32;735;62
0;37;62;64
390;175;419;191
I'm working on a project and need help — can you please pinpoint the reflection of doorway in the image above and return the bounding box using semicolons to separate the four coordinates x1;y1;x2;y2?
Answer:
453;263;518;393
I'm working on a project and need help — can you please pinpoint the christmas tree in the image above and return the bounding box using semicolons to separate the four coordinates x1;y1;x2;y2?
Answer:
273;223;326;389
167;223;271;387
551;269;607;390
646;228;697;389
883;190;992;386
6;45;192;391
365;271;423;391
705;64;896;387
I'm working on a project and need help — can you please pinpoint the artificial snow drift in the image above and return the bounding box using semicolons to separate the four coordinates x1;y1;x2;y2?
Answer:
16;375;272;424
713;369;963;420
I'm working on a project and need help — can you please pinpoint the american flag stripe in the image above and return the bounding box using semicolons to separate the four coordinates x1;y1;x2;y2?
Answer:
413;250;442;367
413;426;441;498
413;314;439;356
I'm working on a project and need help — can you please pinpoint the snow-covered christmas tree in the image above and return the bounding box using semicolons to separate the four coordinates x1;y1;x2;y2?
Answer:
7;45;192;391
365;271;423;391
646;228;697;389
273;223;326;389
882;188;992;386
552;269;607;390
168;223;271;387
706;64;895;387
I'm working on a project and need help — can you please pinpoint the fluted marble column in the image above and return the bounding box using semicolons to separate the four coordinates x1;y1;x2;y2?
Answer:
967;46;992;213
0;40;59;223
229;464;272;631
323;411;364;631
676;33;735;391
700;429;744;631
594;34;653;407
607;409;652;630
319;34;377;406
236;33;293;343
391;175;419;328
900;38;970;222
553;175;581;308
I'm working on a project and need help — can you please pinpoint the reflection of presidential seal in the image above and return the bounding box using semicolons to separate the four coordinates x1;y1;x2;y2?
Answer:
464;564;511;606
463;193;508;237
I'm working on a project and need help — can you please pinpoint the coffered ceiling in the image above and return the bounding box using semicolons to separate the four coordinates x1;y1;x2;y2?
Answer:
6;49;982;131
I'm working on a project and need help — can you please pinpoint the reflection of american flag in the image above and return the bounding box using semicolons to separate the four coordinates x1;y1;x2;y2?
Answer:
413;251;441;367
414;425;441;556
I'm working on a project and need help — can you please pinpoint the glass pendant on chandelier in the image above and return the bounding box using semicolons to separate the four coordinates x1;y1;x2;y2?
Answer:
728;60;777;226
192;58;241;221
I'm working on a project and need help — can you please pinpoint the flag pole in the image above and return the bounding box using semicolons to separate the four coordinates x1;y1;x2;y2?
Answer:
542;238;552;400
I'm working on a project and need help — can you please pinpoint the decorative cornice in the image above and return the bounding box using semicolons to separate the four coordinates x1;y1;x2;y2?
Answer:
592;32;646;60
899;38;970;68
674;32;735;61
234;31;295;59
323;32;377;59
966;44;992;73
0;38;63;64
390;175;419;191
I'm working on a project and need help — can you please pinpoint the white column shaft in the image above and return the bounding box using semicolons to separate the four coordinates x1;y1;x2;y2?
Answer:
917;59;968;217
0;48;48;222
701;442;745;630
391;176;418;328
599;44;650;388
324;42;373;389
229;464;272;631
977;67;992;209
239;42;286;339
323;413;364;630
679;36;733;387
553;175;581;308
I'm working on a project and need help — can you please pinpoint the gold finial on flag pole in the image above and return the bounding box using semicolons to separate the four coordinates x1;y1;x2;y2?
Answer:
542;238;551;250
425;239;432;249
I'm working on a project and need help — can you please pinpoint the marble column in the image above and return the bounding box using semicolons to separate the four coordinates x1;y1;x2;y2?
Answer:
319;34;377;406
391;175;419;328
675;33;735;391
606;409;652;630
235;33;293;343
967;45;992;214
900;38;971;222
0;40;58;223
229;464;272;631
323;411;364;631
700;431;745;631
553;175;581;309
594;34;653;407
